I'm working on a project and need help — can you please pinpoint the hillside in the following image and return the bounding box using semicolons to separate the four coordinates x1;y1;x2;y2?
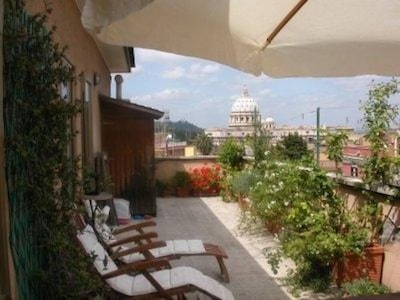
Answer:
155;120;204;142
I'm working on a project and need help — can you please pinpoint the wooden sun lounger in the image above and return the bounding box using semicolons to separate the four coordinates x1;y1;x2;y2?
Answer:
77;224;234;300
108;219;230;282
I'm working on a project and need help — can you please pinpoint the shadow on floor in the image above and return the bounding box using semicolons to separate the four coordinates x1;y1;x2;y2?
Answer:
154;197;290;300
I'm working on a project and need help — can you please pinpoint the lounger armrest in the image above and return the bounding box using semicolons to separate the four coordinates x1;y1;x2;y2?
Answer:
114;220;157;235
112;241;167;259
106;232;158;249
102;258;171;279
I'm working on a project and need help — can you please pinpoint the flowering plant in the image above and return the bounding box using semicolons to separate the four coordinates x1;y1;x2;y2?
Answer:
189;164;222;195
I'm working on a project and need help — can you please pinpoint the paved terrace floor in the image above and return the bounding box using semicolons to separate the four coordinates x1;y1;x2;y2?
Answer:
153;197;292;300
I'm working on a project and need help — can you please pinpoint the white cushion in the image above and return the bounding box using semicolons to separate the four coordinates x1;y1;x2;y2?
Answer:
114;198;131;219
96;223;116;244
83;200;110;225
94;205;110;226
77;225;98;253
118;239;206;263
77;230;234;299
83;199;97;218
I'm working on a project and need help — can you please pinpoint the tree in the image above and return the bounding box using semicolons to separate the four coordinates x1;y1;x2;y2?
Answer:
217;138;245;171
276;133;310;161
194;132;213;155
325;131;349;174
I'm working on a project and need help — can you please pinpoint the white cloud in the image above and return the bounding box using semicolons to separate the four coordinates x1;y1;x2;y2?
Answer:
161;63;220;81
131;88;188;104
162;66;185;79
329;75;387;92
258;88;272;96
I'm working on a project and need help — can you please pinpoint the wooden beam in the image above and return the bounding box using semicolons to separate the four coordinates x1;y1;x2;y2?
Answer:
261;0;309;50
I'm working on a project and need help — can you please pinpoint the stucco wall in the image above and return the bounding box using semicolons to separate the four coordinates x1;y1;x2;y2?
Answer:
155;156;219;183
25;0;111;155
336;184;400;291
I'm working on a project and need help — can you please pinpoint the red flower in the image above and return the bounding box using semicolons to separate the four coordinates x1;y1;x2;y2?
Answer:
189;163;222;194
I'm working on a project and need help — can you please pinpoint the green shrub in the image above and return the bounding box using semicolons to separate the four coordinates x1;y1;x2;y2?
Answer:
254;160;369;293
343;278;390;296
217;138;245;171
231;169;261;197
172;171;192;188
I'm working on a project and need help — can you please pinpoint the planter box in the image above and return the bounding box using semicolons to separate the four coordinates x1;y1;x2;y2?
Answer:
334;244;384;287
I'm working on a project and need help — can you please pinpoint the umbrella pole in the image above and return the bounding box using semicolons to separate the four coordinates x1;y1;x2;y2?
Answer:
262;0;309;50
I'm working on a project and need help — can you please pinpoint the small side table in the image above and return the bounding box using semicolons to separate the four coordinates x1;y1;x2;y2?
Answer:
82;192;118;226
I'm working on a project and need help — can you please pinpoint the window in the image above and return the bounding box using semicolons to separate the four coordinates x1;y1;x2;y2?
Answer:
351;166;358;177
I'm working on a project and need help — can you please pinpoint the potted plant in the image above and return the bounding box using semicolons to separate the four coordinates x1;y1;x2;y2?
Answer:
231;169;260;209
156;179;167;197
334;80;399;286
172;171;192;197
189;164;222;196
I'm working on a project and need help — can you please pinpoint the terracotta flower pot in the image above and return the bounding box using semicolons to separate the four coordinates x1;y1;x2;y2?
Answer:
176;187;190;197
333;243;384;287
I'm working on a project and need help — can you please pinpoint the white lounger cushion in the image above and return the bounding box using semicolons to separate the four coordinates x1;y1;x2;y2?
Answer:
117;239;206;264
77;225;234;299
96;223;206;263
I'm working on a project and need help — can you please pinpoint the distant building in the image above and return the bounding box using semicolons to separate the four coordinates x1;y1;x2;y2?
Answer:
341;130;400;179
206;86;261;146
206;86;355;150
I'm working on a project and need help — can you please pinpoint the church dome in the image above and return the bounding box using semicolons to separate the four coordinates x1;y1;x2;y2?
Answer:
265;116;275;123
229;86;261;128
231;87;259;114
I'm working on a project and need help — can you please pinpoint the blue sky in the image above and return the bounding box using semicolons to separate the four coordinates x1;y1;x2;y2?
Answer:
111;48;393;130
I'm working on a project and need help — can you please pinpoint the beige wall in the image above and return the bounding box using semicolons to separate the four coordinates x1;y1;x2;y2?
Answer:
336;184;400;291
26;0;112;156
155;157;218;183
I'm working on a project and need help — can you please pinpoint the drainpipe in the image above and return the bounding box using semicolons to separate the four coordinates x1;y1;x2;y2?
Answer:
115;75;123;99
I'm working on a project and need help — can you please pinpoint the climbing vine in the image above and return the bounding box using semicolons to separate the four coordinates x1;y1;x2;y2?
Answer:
4;1;103;298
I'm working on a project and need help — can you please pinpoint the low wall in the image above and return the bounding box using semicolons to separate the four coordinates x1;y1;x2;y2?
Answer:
335;182;400;291
155;156;219;183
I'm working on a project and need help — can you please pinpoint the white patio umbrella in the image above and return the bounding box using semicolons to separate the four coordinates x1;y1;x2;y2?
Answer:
81;0;400;78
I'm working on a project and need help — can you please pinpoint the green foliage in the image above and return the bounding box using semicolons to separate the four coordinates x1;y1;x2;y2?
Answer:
156;179;167;196
249;160;368;293
325;131;349;173
360;79;400;243
194;132;213;155
343;278;390;296
217;138;245;171
276;133;310;161
172;170;192;188
4;2;103;298
362;79;399;186
155;120;203;142
231;169;261;197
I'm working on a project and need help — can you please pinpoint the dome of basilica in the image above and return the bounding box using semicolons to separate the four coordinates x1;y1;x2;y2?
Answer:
229;86;261;128
265;116;275;123
231;87;259;113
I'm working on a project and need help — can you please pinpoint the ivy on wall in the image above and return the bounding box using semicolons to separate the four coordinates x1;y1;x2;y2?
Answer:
3;1;103;298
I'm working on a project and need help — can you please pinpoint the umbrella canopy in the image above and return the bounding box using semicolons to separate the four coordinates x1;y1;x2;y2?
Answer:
81;0;400;78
